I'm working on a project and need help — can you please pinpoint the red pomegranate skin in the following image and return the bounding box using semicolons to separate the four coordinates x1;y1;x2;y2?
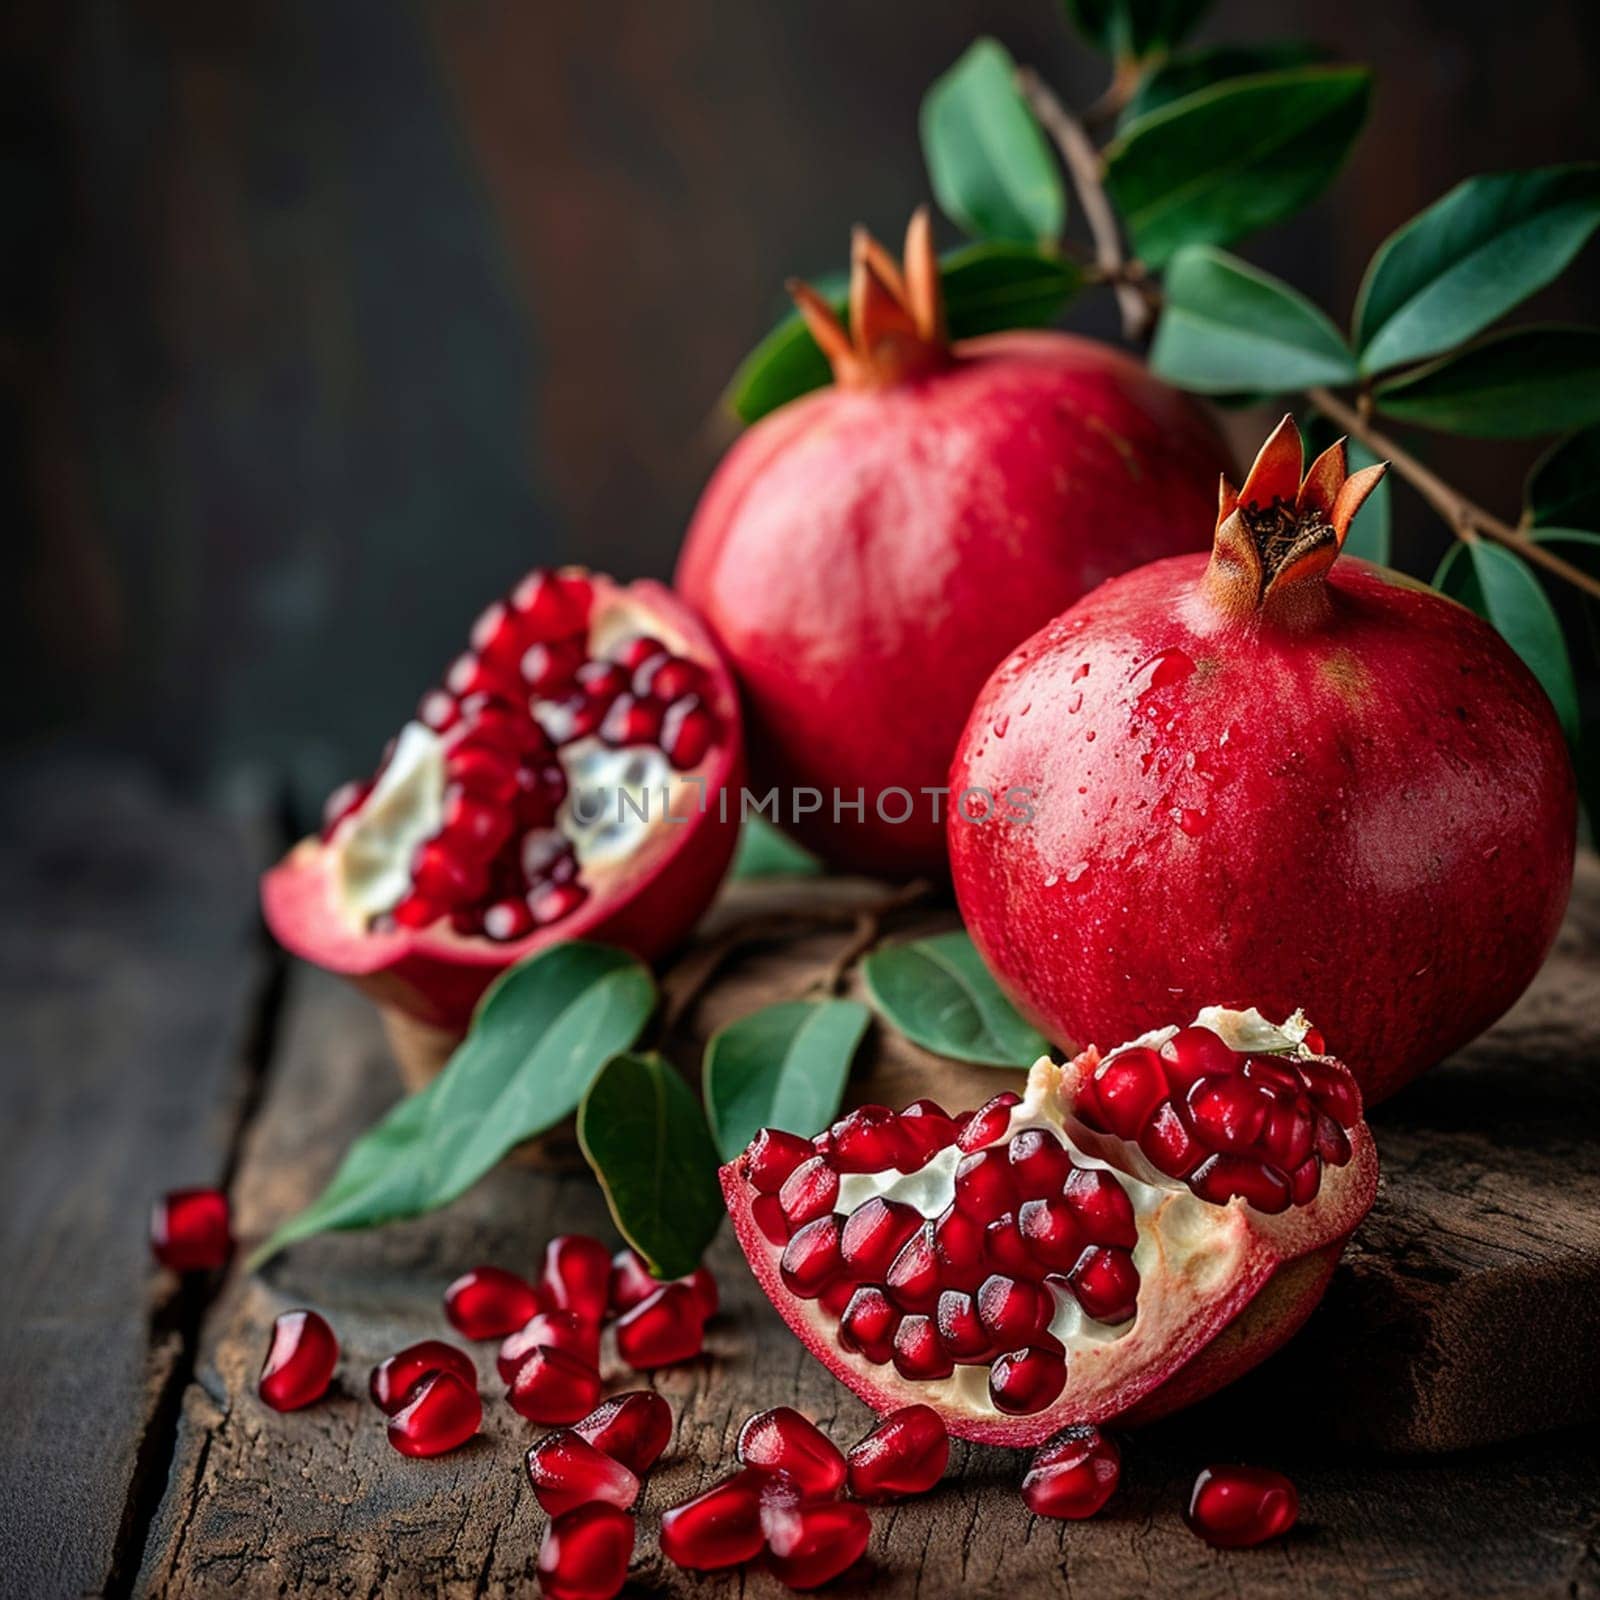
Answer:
949;552;1576;1104
677;330;1230;876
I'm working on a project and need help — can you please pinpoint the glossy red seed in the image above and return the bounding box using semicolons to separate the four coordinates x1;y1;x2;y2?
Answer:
1139;1100;1203;1178
932;1206;985;1288
1065;1247;1140;1324
572;1390;674;1476
838;1285;900;1364
599;693;664;747
737;1407;847;1497
444;1265;543;1339
387;1369;481;1457
608;1247;661;1314
828;1105;916;1173
150;1187;232;1272
759;1479;872;1590
1314;1112;1352;1166
529;881;588;925
1008;1128;1074;1197
846;1404;948;1501
977;1274;1052;1347
1260;1101;1315;1169
508;1345;603;1424
957;1091;1021;1152
1300;1056;1360;1124
752;1193;790;1244
391;890;446;929
934;1290;992;1361
411;839;489;905
839;1197;922;1279
899;1100;959;1165
892;1314;954;1380
370;1340;477;1413
1087;1047;1168;1138
1288;1156;1322;1204
953;1148;1017;1219
615;1282;705;1369
447;743;521;803
537;1501;635;1600
661;696;718;770
480;896;533;941
1187;1464;1299;1548
540;1235;613;1323
524;1429;641;1516
659;1469;767;1571
1017;1196;1082;1270
438;789;514;860
983;1212;1034;1277
742;1128;814;1194
1186;1074;1270;1152
446;650;518;702
1190;1154;1291;1213
575;659;629;702
778;1156;840;1228
818;1276;856;1318
521;638;586;697
1160;1025;1239;1093
636;655;705;704
1022;1425;1120;1518
258;1309;338;1411
511;569;589;638
781;1216;843;1299
1061;1167;1138;1248
989;1346;1067;1415
498;1310;601;1383
885;1224;941;1312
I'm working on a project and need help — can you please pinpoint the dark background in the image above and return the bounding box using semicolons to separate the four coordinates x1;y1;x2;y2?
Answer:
6;0;1598;822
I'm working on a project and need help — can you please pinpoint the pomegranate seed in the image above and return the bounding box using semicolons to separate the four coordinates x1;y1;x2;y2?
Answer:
1065;1247;1140;1324
447;742;520;803
1186;1464;1299;1548
437;789;514;861
934;1290;992;1361
386;1369;481;1457
469;599;523;664
1008;1128;1073;1197
498;1310;601;1383
819;1277;856;1317
885;1223;940;1312
736;1406;847;1496
1022;1424;1121;1518
1061;1167;1138;1248
1261;1101;1314;1168
540;1234;614;1323
839;1197;922;1279
899;1100;959;1164
661;696;717;769
612;634;665;673
537;1501;634;1600
1314;1112;1352;1166
417;689;460;734
607;1248;717;1321
258;1309;338;1411
932;1205;985;1287
1190;1153;1291;1212
511;569;588;638
444;1265;542;1339
615;1281;705;1369
659;1469;767;1571
780;1216;843;1299
391;890;446;929
520;827;573;883
320;778;372;837
953;1147;1017;1218
1085;1047;1168;1138
977;1274;1053;1347
370;1340;477;1413
827;1104;916;1173
1139;1100;1203;1177
984;1212;1034;1276
752;1193;791;1244
599;693;664;747
1288;1156;1322;1204
1186;1073;1270;1152
778;1155;839;1227
1241;1054;1303;1094
847;1404;949;1501
758;1478;872;1589
150;1187;231;1272
742;1127;813;1194
957;1090;1021;1151
482;898;535;941
1160;1025;1238;1092
1299;1056;1360;1124
508;1345;603;1424
447;650;521;702
1017;1196;1082;1270
989;1346;1067;1414
573;1390;673;1475
892;1314;953;1380
411;839;489;906
635;654;704;702
838;1285;900;1364
525;1428;641;1515
575;658;629;702
522;637;585;696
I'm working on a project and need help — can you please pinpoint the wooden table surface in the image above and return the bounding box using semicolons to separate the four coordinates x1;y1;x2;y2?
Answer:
4;754;1598;1600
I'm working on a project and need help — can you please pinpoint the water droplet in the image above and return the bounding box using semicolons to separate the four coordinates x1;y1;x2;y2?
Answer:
992;715;1009;738
1072;662;1091;681
1085;729;1096;743
1066;693;1083;715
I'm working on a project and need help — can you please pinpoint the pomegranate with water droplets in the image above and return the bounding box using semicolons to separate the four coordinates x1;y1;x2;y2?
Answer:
846;1405;949;1501
723;1006;1376;1445
1187;1464;1299;1548
386;1369;482;1457
1022;1425;1120;1518
262;569;743;1030
758;1478;872;1590
524;1430;641;1516
736;1407;847;1498
370;1340;478;1413
508;1345;603;1425
498;1311;601;1383
659;1470;768;1571
675;211;1230;877
537;1502;635;1600
950;416;1575;1103
258;1309;339;1412
572;1391;674;1476
150;1187;232;1272
443;1264;542;1340
541;1235;614;1324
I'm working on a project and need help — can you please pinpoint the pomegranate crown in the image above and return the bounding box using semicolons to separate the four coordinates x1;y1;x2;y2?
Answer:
1203;415;1389;628
788;207;949;389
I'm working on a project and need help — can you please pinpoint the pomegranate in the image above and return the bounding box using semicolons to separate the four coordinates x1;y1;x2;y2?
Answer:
1021;1424;1120;1518
524;1430;641;1516
258;1309;339;1412
1186;1464;1299;1548
386;1369;482;1457
149;1187;232;1272
262;568;743;1031
443;1264;543;1340
845;1405;949;1501
572;1391;674;1476
537;1502;635;1600
723;1006;1376;1446
950;417;1576;1102
675;210;1229;876
370;1340;478;1413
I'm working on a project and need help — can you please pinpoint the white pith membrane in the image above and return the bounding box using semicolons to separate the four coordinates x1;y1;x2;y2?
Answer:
724;1007;1377;1445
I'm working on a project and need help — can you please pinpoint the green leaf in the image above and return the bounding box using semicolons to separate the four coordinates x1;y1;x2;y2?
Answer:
731;816;824;879
703;999;870;1162
1354;165;1600;375
862;930;1049;1067
1062;0;1214;60
1526;425;1600;530
1432;541;1581;740
1121;42;1324;127
577;1052;724;1280
1150;245;1358;393
1374;326;1600;439
250;945;656;1266
726;244;1082;423
1105;67;1372;269
921;39;1066;244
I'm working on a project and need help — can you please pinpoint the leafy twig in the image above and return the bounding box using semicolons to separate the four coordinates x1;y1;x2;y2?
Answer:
813;879;933;996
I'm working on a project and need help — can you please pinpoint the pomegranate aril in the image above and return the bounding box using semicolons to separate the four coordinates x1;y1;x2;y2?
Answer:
522;637;585;696
781;1216;843;1299
932;1205;986;1288
599;693;663;747
150;1187;232;1272
411;840;489;905
1186;1073;1269;1152
1314;1112;1352;1166
512;569;589;638
444;1264;542;1339
1017;1196;1082;1270
1261;1101;1314;1168
892;1313;954;1380
900;1099;960;1163
529;881;588;926
575;658;629;702
752;1193;790;1244
885;1223;940;1311
659;1468;766;1571
742;1127;814;1194
508;1345;603;1424
573;1389;674;1475
1289;1156;1322;1204
953;1147;1017;1218
759;1481;872;1590
839;1197;921;1279
984;1212;1034;1276
521;827;574;883
469;598;522;665
418;689;460;734
1022;1424;1120;1519
1066;1246;1140;1324
1008;1128;1073;1197
635;654;704;703
839;1285;900;1364
1139;1100;1203;1178
447;650;518;702
957;1090;1021;1151
977;1274;1052;1347
737;1406;847;1496
498;1310;601;1383
537;1502;634;1600
934;1289;992;1361
1186;1464;1299;1548
1300;1056;1361;1125
541;1234;614;1323
1061;1166;1138;1248
1190;1153;1291;1213
661;696;718;770
525;1428;641;1516
615;1281;705;1369
258;1309;338;1411
778;1155;839;1227
371;1340;477;1413
1084;1046;1168;1138
819;1276;856;1318
827;1104;916;1173
447;743;520;804
611;634;665;673
437;789;514;861
1160;1024;1239;1092
482;898;535;941
846;1404;948;1501
321;778;372;838
387;1370;481;1458
391;890;446;929
989;1346;1067;1415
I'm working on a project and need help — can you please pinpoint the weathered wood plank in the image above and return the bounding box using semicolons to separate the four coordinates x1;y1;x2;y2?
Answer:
0;757;266;1599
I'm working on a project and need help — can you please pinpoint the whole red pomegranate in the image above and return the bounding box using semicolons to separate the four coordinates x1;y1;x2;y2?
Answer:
263;568;742;1032
949;418;1576;1104
675;210;1231;877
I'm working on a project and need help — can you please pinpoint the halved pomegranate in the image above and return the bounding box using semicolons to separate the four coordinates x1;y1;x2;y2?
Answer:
262;569;743;1030
723;1007;1377;1446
